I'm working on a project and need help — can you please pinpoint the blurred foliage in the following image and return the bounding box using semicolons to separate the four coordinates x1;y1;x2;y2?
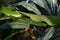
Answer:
0;0;60;40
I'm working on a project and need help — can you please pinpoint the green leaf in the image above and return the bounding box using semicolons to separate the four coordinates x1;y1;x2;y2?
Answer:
0;16;13;20
18;1;41;15
42;27;55;40
10;19;30;29
30;20;47;26
21;12;60;26
31;0;50;11
1;7;22;17
47;0;57;5
47;0;58;15
37;27;55;40
31;0;58;15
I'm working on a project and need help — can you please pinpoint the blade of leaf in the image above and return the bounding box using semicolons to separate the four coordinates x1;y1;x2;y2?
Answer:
30;20;47;26
31;0;46;8
47;0;58;15
10;19;30;29
47;0;57;4
0;16;13;20
1;7;22;17
31;0;50;11
18;1;41;15
21;12;60;26
42;27;55;40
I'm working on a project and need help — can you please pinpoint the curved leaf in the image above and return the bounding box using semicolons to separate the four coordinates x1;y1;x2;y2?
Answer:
18;1;41;15
10;19;30;29
30;20;47;26
47;0;57;5
1;7;22;17
42;27;55;40
21;12;60;26
31;0;58;15
37;27;55;40
31;0;50;11
0;16;13;20
47;0;58;15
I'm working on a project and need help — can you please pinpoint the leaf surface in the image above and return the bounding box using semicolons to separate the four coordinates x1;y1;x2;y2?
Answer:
18;1;41;15
1;7;22;17
21;12;60;26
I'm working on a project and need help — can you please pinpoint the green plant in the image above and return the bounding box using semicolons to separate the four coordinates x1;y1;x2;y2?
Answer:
0;0;60;40
14;0;60;26
11;0;60;40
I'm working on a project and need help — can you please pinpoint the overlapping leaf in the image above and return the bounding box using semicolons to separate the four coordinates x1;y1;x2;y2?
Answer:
30;20;47;26
31;0;46;8
21;12;60;26
42;27;55;40
10;19;30;29
31;0;58;15
0;16;13;20
1;7;22;17
47;0;58;15
18;1;41;15
37;27;55;40
31;0;50;12
47;0;57;4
